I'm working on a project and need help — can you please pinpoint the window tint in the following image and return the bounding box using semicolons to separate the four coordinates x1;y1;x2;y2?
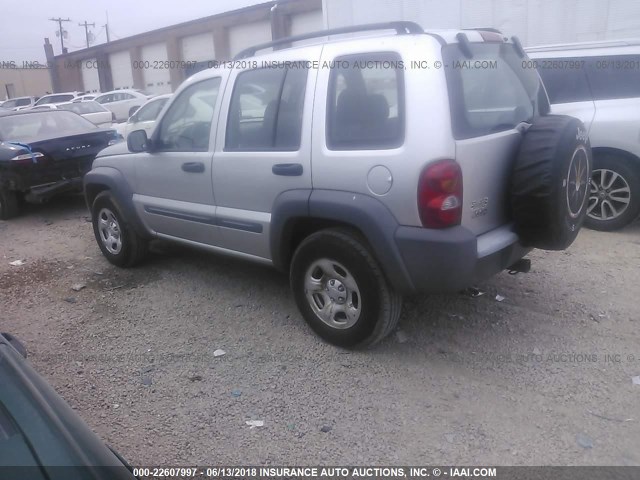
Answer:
135;98;169;122
327;53;404;150
2;100;17;108
536;60;592;104
443;43;546;139
586;55;640;100
156;78;220;152
226;67;308;151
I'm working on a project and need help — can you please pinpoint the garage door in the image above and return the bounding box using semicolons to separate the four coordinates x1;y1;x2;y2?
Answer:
290;10;324;35
182;33;215;63
141;43;171;94
229;20;272;58
109;51;134;90
81;58;101;93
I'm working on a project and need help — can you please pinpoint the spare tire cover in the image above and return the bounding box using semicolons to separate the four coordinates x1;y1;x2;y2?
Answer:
511;115;592;251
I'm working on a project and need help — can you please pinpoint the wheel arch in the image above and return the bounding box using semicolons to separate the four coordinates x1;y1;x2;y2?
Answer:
83;166;150;238
271;189;415;293
591;147;640;171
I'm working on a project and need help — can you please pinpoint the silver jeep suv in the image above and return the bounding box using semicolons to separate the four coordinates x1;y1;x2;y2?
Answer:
84;22;592;348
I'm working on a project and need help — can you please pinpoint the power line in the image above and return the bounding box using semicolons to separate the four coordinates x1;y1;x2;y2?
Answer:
49;17;71;53
78;20;96;48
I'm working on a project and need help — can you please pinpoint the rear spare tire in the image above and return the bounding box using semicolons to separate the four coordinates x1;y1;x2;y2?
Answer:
511;115;592;250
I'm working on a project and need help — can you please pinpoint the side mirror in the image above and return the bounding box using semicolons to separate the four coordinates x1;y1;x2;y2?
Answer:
127;129;150;153
1;332;27;358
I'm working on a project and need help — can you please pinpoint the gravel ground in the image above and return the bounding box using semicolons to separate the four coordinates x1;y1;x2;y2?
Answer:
1;195;639;466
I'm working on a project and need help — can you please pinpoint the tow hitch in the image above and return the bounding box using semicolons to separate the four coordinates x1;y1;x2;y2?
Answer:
508;258;531;275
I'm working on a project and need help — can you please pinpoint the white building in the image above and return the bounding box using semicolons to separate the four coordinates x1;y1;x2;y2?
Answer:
322;0;640;46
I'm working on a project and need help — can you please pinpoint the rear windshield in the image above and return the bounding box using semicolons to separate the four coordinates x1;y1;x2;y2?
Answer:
0;111;95;141
35;94;75;106
443;43;549;139
57;101;106;114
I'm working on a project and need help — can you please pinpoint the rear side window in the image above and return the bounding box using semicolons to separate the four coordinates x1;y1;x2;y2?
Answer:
327;52;404;150
443;43;547;139
226;67;308;151
586;55;640;100
535;59;592;104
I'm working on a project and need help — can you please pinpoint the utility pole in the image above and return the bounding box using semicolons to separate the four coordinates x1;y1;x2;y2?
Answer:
78;20;95;48
49;17;71;53
103;11;110;43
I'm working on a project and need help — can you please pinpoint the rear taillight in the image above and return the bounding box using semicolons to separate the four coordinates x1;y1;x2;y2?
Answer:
418;160;463;228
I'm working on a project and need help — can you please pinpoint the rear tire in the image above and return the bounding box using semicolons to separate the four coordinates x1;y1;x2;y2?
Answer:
290;229;402;349
0;188;19;220
91;192;147;267
585;154;640;231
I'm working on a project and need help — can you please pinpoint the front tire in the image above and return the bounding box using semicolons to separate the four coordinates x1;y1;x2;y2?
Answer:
91;192;147;267
585;154;640;231
290;229;402;349
0;188;19;220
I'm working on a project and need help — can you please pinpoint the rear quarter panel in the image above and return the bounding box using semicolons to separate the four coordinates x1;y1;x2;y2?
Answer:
311;35;455;227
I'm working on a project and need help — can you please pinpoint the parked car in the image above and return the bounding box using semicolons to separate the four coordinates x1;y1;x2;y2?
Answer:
0;110;121;219
73;94;99;102
527;39;640;231
0;332;135;479
85;22;591;348
0;96;37;110
55;101;116;128
94;89;151;122
32;92;80;107
121;94;171;139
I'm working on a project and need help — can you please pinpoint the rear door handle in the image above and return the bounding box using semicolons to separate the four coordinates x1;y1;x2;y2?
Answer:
272;163;303;176
182;162;205;173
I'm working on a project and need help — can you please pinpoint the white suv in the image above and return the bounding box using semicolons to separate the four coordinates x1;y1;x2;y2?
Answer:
84;23;591;348
527;40;640;231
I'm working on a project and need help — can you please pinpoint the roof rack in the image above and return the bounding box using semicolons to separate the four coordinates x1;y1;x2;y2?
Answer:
234;21;424;59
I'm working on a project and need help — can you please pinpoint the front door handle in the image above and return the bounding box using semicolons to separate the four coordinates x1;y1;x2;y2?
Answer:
272;163;303;176
182;162;205;173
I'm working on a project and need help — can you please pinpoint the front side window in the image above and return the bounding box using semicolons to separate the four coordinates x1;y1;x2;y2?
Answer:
226;67;308;151
443;43;548;139
155;78;220;152
326;53;404;150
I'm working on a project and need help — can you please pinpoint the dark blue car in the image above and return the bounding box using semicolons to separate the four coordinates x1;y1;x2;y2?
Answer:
0;109;120;219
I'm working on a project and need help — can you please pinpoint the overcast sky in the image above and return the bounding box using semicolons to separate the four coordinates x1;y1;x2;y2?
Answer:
0;0;265;63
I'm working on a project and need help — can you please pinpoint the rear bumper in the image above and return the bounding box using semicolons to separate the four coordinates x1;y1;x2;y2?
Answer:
394;224;531;293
